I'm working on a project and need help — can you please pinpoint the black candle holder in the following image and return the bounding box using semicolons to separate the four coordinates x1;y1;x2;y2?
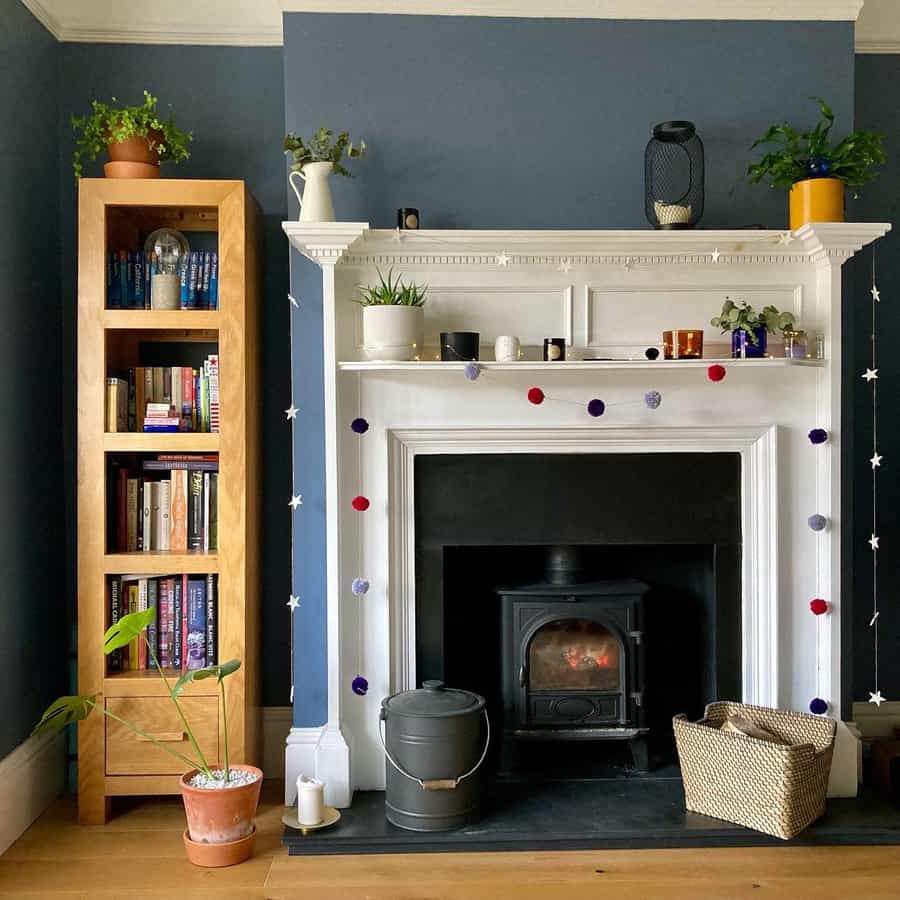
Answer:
441;331;480;361
397;208;420;229
543;338;566;361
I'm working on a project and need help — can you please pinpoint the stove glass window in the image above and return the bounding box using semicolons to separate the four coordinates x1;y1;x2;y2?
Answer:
528;618;621;692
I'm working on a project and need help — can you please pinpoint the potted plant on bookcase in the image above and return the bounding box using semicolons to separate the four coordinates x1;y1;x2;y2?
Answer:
72;91;192;179
33;608;262;868
355;268;427;361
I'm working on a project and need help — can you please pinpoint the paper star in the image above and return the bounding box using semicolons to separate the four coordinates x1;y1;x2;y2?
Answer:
286;595;301;612
871;285;881;303
869;690;886;708
869;534;880;551
870;610;880;627
495;253;511;267
289;494;303;509
623;257;633;271
285;404;299;420
871;452;883;469
289;293;300;308
557;258;572;273
862;368;879;383
711;248;721;263
779;231;794;246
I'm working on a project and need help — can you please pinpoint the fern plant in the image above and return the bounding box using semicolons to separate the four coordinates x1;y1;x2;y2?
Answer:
283;127;366;177
711;298;795;347
355;268;427;307
747;98;885;190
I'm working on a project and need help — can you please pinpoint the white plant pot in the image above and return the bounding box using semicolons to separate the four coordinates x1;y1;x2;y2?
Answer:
362;305;424;361
289;161;335;223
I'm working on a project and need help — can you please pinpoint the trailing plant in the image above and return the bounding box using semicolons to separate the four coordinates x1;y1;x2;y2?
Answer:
33;608;241;782
747;97;885;190
710;298;795;347
356;268;427;307
71;90;192;178
283;127;366;177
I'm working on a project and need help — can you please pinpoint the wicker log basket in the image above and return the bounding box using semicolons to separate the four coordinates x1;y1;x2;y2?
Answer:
673;701;836;840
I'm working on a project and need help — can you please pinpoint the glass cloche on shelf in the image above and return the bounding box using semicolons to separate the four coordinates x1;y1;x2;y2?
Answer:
144;227;189;310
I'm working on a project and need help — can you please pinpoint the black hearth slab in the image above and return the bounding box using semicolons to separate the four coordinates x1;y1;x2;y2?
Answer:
283;778;900;855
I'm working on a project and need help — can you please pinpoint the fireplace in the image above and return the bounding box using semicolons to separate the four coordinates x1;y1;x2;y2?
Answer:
499;547;650;770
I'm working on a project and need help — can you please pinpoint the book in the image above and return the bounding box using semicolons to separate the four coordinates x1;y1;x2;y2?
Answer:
203;472;211;552
207;355;220;433
125;478;139;552
143;460;219;471
127;583;139;670
165;577;175;669
205;574;217;666
209;473;218;551
108;577;122;673
158;479;171;552
142;480;153;551
147;578;158;665
158;578;169;668
170;469;188;552
208;252;218;310
186;577;207;670
188;471;204;551
172;577;183;670
106;377;128;432
181;367;194;429
127;369;137;432
137;578;148;669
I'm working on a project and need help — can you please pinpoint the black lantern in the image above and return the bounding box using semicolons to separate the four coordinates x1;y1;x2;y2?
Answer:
645;121;704;229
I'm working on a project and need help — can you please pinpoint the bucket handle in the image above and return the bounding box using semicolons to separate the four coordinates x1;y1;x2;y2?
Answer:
378;708;490;791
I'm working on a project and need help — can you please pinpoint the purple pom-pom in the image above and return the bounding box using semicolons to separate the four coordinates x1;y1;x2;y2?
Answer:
808;514;827;532
351;577;370;596
464;362;482;381
644;391;662;410
587;399;606;418
809;697;828;715
808;428;828;445
351;417;369;434
352;675;369;696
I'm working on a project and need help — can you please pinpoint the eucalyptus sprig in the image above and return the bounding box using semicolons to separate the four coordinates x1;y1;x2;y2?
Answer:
283;127;366;177
747;97;885;190
710;298;795;346
71;90;192;178
355;268;427;307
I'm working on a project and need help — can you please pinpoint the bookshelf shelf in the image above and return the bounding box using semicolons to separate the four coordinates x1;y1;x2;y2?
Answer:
78;179;261;824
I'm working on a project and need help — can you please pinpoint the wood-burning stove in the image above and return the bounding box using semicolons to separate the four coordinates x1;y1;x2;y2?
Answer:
498;547;650;771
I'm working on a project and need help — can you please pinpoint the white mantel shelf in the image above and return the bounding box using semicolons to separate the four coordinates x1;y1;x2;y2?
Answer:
338;357;824;371
283;221;890;266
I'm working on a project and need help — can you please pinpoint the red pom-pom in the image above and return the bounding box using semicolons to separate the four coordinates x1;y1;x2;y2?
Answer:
810;598;828;616
527;387;545;405
351;495;370;511
707;364;727;383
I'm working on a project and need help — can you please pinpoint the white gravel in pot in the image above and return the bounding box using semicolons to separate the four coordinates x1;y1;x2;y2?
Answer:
187;769;261;790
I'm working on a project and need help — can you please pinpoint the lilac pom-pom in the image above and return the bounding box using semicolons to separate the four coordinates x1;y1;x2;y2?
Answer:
644;390;662;410
808;428;828;445
809;697;828;715
351;417;369;434
352;675;369;696
587;399;606;418
808;514;827;532
464;362;482;381
351;577;370;596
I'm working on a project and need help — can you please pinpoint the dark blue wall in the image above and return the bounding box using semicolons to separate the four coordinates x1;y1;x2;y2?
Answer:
0;0;65;758
852;54;900;702
283;13;855;725
56;44;291;707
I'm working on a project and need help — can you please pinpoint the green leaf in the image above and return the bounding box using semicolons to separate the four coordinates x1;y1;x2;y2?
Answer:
32;695;96;737
104;607;156;654
173;659;241;697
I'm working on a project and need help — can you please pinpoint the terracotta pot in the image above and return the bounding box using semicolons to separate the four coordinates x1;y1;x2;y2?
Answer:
103;161;161;179
104;131;162;178
183;826;256;868
789;177;844;230
180;765;263;866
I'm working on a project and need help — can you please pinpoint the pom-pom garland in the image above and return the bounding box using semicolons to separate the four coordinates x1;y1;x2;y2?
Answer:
809;697;828;715
810;598;828;616
351;578;370;596
351;495;370;511
351;675;369;696
587;399;606;418
351;417;369;434
464;362;482;381
808;428;828;445
707;364;727;383
644;391;662;410
527;387;545;405
808;514;827;532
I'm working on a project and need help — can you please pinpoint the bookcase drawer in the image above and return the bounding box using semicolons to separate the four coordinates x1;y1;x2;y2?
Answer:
106;696;219;775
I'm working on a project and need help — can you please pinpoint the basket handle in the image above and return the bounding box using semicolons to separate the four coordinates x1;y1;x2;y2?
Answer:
379;709;490;791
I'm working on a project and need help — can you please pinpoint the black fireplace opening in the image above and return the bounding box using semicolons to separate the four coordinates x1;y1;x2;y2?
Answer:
414;452;742;777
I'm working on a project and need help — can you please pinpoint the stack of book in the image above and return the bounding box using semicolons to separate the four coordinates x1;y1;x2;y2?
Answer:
104;356;220;433
106;249;219;310
108;573;217;673
112;455;218;553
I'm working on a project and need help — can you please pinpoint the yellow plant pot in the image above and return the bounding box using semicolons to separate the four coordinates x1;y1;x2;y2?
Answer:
789;177;845;230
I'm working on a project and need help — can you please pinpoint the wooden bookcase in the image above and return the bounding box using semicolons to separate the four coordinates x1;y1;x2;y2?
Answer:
77;180;261;824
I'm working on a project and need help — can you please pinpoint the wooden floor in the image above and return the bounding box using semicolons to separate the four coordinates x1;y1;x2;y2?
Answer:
2;783;900;899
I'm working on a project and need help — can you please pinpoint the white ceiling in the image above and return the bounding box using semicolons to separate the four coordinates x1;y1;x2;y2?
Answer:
22;0;896;49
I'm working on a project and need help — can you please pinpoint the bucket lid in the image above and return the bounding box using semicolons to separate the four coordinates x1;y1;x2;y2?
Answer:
382;680;486;718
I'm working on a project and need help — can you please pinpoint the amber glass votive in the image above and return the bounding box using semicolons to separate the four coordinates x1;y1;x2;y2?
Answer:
663;329;704;360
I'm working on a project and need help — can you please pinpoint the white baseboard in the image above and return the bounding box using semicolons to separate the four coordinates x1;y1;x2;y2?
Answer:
284;723;353;809
0;730;66;855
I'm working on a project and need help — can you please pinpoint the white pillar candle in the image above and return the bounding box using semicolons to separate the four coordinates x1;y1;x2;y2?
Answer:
297;775;325;826
494;335;520;362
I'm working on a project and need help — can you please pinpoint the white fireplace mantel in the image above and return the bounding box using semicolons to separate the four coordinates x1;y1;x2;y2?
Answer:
283;220;889;807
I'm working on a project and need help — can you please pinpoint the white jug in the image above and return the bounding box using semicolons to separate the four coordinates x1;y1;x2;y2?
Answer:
289;161;335;223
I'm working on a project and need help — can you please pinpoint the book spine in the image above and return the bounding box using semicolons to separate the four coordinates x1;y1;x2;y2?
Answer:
145;252;154;309
158;479;171;552
119;250;128;307
158;579;169;669
126;478;139;552
162;367;172;405
209;473;218;551
203;471;210;552
148;481;160;551
180;255;189;308
117;468;127;552
147;578;158;665
136;478;144;551
136;366;145;431
171;367;182;429
187;252;199;309
201;251;212;310
127;584;139;670
142;425;178;433
108;577;122;673
105;378;117;432
172;578;183;671
181;574;189;673
209;252;218;310
195;252;206;309
142;461;219;472
188;471;204;551
205;574;217;666
170;468;188;553
142;479;152;552
181;367;193;430
186;577;207;670
152;367;163;405
207;355;220;433
127;368;136;433
133;252;144;308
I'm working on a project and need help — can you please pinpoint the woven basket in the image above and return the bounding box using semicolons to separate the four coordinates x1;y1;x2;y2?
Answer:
673;701;836;840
